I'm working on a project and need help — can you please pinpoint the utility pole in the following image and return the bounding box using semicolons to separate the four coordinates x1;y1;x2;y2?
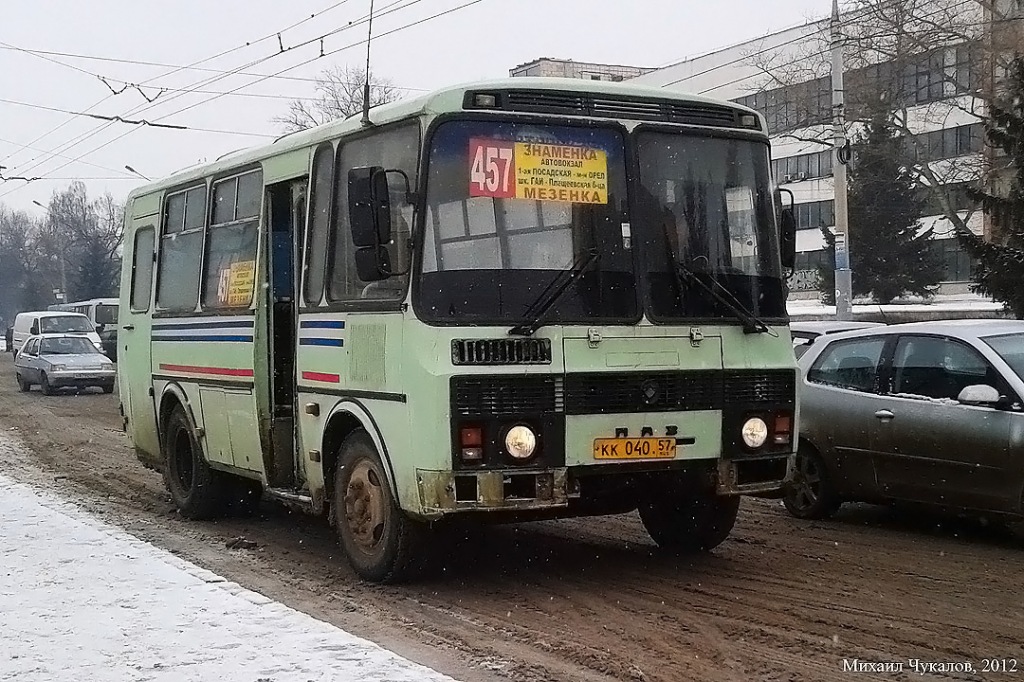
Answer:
831;0;853;320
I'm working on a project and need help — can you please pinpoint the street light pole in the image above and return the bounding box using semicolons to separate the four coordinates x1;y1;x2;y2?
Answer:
831;0;853;320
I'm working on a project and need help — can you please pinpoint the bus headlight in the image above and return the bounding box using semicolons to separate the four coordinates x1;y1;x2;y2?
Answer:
504;425;537;460
741;417;769;449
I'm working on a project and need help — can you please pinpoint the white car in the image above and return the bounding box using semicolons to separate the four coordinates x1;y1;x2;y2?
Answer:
14;335;116;395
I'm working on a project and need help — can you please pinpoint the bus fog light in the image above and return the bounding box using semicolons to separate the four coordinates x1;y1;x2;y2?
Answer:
504;425;537;460
741;417;769;449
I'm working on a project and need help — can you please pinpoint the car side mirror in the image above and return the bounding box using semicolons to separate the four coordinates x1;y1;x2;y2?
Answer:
30;323;39;335
957;384;1001;407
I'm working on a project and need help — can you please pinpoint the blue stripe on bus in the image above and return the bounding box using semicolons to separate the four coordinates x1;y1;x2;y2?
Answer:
299;338;344;347
152;320;255;331
153;335;254;343
299;320;345;329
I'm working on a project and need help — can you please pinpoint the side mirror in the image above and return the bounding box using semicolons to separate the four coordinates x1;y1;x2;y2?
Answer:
957;384;1001;407
30;323;39;335
348;166;392;249
354;246;392;283
780;208;796;270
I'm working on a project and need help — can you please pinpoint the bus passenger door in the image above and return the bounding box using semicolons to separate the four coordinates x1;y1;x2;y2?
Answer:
261;178;306;489
119;198;161;466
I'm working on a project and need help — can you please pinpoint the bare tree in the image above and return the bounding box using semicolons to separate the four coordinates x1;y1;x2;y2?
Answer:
274;65;403;133
743;0;1022;235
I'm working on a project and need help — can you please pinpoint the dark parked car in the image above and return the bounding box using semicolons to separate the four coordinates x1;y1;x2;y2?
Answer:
786;319;1024;522
790;320;885;358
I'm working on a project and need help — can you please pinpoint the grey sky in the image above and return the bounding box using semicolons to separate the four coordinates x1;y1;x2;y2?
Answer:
0;0;825;213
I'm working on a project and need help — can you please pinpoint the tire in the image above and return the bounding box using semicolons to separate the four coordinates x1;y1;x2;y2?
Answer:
16;373;30;392
783;444;842;520
40;372;55;396
333;429;428;583
639;490;741;553
161;404;224;520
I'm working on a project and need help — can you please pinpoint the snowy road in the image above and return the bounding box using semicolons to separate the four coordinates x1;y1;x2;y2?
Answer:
0;471;457;682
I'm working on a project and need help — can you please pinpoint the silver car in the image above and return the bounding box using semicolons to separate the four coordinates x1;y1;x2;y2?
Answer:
786;319;1024;522
14;335;116;395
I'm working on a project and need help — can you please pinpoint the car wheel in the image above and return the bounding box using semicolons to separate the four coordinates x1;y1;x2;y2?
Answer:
161;404;224;520
16;373;30;392
639;489;741;553
333;429;429;583
784;445;842;520
40;372;55;396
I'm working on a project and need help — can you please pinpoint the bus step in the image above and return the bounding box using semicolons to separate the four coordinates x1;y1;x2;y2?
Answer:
265;488;314;513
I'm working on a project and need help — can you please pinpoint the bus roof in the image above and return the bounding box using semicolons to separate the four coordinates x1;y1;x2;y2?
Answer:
126;77;763;203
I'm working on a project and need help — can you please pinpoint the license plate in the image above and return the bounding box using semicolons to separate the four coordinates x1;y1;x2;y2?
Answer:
592;438;676;460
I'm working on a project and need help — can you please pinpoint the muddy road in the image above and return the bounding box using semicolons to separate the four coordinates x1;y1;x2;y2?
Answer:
0;355;1021;682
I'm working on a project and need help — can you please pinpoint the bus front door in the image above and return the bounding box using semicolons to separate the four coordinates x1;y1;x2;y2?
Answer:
260;179;306;489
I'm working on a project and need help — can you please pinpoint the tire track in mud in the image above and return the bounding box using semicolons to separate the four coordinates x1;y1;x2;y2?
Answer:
0;357;1021;682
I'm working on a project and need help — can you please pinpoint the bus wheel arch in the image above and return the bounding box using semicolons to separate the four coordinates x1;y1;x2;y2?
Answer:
321;402;398;524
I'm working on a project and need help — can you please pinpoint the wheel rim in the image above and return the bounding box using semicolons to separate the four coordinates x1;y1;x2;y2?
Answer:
789;452;823;511
344;458;389;557
172;426;195;494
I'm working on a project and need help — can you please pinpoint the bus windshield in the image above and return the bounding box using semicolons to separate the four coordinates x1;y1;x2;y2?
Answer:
41;315;94;334
635;131;786;321
418;120;637;324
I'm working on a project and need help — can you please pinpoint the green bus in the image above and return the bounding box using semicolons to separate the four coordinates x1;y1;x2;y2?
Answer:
118;77;799;583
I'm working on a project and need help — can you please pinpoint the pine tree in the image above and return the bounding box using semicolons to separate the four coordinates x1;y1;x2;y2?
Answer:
959;58;1024;318
846;110;944;304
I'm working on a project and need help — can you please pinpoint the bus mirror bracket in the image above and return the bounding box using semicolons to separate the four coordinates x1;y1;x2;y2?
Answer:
778;187;797;271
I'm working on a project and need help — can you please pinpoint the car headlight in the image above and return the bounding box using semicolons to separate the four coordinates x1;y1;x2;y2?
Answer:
51;364;67;372
504;425;537;460
741;417;769;449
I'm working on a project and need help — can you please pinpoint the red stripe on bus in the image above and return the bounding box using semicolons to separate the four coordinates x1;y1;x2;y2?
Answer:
159;364;255;378
301;371;340;383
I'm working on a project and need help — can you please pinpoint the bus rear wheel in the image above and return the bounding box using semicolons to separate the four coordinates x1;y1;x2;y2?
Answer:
639;490;740;553
161;404;224;520
333;430;428;583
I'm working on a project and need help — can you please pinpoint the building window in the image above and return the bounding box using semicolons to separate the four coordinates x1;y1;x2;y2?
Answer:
913;124;984;163
773;149;833;182
794;200;835;230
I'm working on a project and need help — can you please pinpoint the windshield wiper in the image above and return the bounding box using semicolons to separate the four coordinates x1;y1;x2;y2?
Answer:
675;261;771;335
508;248;599;337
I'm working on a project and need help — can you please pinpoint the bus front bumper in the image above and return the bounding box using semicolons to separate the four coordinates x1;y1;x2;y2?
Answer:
416;454;792;514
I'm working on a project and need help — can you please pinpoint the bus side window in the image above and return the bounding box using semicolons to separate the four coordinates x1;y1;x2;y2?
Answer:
202;169;262;310
130;227;156;312
329;123;420;302
303;144;334;308
156;185;206;312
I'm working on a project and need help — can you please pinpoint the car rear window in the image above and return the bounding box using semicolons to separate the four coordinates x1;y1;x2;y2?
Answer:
807;337;885;393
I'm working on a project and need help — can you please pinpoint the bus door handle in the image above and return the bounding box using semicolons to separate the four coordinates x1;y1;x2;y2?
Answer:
122;324;136;331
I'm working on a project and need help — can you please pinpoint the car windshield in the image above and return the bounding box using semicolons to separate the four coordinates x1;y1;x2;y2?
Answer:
983;333;1024;380
418;120;636;324
635;131;785;321
96;305;118;325
41;315;93;333
39;337;98;355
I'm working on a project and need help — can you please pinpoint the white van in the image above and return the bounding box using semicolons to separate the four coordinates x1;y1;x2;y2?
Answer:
11;311;102;358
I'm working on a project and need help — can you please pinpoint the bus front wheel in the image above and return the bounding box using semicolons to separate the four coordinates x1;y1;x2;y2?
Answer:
639;490;740;553
333;429;428;583
161;404;224;520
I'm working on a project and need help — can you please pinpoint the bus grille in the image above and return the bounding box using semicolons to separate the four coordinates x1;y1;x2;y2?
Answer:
450;371;795;417
451;338;552;365
469;90;751;129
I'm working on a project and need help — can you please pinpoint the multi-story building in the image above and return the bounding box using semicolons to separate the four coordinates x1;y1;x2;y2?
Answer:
510;57;655;82
630;2;1020;298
